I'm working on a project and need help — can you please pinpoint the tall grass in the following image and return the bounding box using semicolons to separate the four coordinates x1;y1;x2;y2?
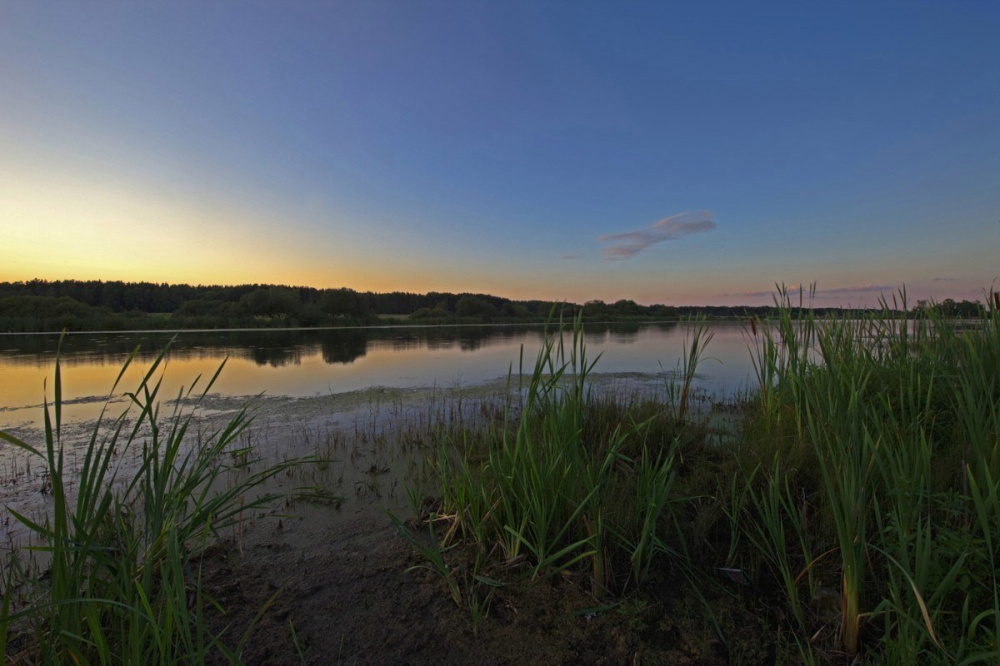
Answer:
666;316;716;422
427;313;690;599
0;342;304;664
422;288;1000;661
739;287;1000;662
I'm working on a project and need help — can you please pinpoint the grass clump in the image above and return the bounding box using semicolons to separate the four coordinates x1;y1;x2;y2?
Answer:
734;286;1000;663
424;313;697;602
0;341;305;664
406;291;1000;664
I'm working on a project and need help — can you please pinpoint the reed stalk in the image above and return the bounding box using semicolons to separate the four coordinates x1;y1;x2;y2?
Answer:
0;341;305;664
429;312;689;596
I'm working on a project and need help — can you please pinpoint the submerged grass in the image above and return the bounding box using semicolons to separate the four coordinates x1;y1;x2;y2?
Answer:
0;340;308;664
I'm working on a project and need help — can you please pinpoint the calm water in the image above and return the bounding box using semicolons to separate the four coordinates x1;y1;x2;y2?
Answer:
0;322;758;431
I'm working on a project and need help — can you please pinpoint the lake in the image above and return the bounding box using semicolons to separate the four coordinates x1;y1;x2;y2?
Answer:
0;321;759;433
0;320;763;550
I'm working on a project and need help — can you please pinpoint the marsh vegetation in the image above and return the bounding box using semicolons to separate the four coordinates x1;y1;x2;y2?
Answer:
405;291;1000;663
1;290;998;664
0;345;315;663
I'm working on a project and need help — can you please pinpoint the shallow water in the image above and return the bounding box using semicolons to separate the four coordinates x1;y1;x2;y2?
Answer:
0;321;757;431
0;321;758;551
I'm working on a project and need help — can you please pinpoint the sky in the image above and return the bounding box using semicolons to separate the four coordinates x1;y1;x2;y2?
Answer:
1;1;997;307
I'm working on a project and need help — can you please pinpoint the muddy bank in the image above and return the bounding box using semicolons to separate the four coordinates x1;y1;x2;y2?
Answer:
0;372;691;550
2;374;757;664
197;512;770;666
187;378;759;665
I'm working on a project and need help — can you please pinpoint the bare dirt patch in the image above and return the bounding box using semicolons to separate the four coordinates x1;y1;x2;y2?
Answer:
197;511;763;666
189;379;765;665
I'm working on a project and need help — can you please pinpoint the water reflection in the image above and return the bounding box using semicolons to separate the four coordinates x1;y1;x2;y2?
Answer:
0;322;756;430
0;326;548;369
322;331;368;365
608;323;641;343
0;323;692;371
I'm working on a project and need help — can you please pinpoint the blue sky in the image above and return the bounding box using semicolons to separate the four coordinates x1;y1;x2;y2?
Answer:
1;1;997;305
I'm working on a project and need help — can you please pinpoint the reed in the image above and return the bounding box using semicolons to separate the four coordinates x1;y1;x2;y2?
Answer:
402;291;1000;661
427;312;690;599
666;316;715;422
0;341;305;664
738;288;1000;661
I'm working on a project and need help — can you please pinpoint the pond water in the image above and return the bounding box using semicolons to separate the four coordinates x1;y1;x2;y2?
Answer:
0;321;759;432
0;321;765;550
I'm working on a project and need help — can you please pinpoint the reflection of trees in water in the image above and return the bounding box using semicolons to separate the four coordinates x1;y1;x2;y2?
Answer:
423;339;457;351
0;330;322;369
608;323;640;344
321;331;367;365
211;330;370;367
611;330;638;344
578;321;676;345
208;331;311;368
1;323;672;370
650;322;680;334
459;334;487;352
247;345;305;368
458;328;536;352
369;327;534;354
0;332;179;364
369;337;457;352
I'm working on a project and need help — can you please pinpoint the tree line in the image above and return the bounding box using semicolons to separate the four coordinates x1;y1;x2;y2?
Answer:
0;279;984;333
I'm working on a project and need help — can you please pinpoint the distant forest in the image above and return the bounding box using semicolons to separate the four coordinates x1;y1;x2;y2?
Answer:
0;279;985;333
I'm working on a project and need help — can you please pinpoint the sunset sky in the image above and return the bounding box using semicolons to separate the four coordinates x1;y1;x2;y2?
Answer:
1;1;997;306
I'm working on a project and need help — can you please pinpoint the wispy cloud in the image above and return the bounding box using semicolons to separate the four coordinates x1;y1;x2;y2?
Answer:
560;253;582;260
597;211;716;260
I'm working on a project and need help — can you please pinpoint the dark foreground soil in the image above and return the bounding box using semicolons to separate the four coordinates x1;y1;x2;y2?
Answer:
188;390;780;666
197;511;776;666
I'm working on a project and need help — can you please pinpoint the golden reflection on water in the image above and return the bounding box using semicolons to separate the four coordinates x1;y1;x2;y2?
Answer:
0;323;756;431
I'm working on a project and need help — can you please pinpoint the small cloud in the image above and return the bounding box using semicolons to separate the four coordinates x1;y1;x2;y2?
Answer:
932;277;954;282
560;253;582;260
597;211;716;260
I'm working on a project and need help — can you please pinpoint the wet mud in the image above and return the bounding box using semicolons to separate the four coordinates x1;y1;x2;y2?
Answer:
3;375;761;664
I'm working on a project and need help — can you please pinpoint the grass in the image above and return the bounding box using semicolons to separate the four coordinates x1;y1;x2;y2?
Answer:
735;286;1000;662
398;292;1000;663
420;312;694;604
7;290;999;663
0;340;308;664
